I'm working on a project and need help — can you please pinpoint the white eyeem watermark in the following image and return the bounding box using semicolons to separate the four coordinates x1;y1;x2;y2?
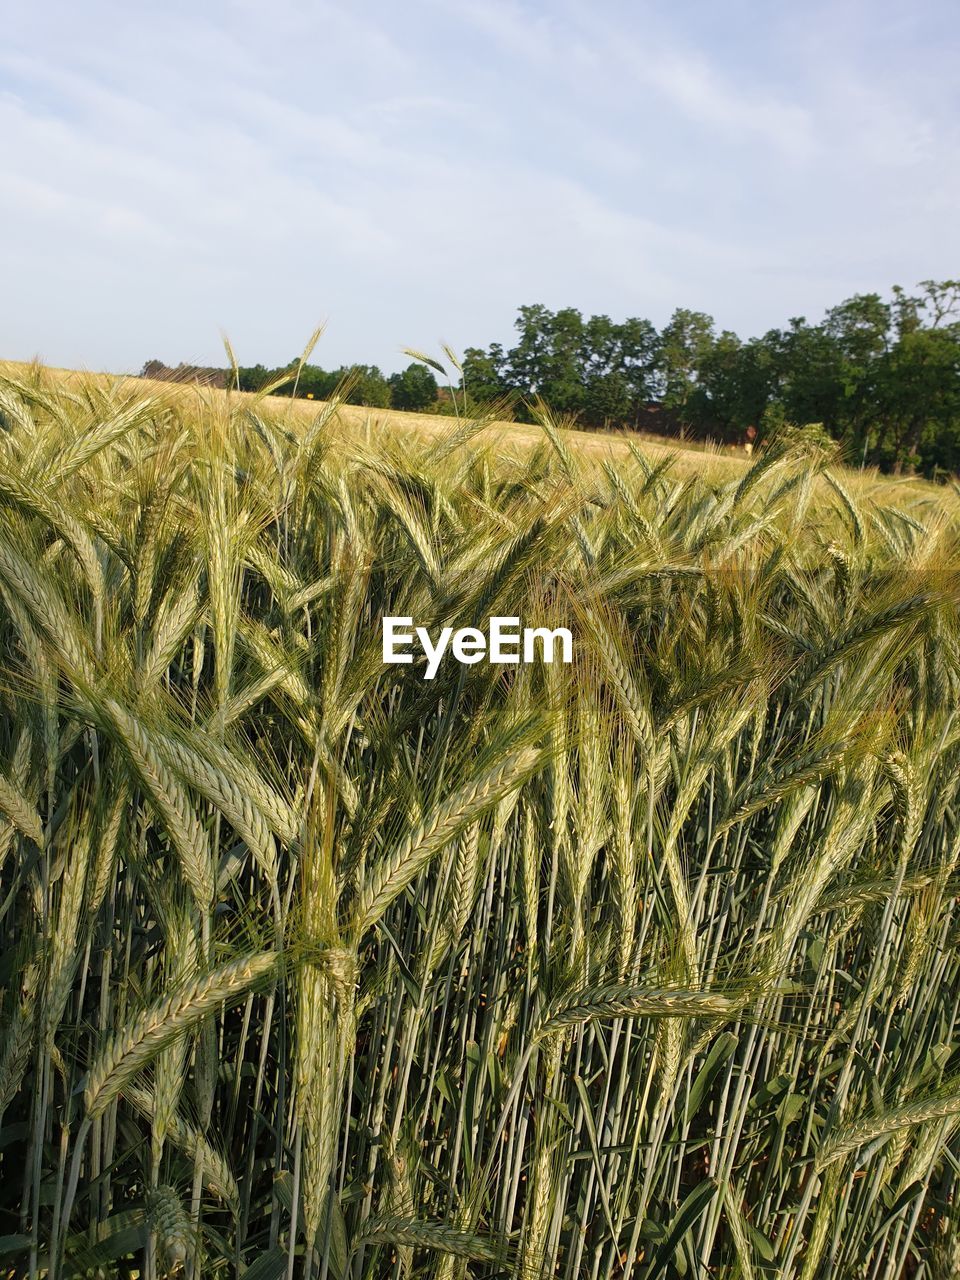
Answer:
382;616;573;680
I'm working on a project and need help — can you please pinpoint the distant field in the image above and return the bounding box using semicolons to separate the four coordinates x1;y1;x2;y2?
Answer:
2;357;951;514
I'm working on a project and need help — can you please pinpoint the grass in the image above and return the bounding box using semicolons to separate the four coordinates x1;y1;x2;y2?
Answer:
1;357;950;510
0;362;958;1278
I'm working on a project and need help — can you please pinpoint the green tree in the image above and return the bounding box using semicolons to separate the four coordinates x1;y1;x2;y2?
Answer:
657;308;715;417
293;364;338;400
506;304;557;401
501;305;588;418
490;306;661;427
462;343;508;404
688;332;776;439
581;314;660;426
824;293;892;365
388;363;439;412
235;363;270;392
771;319;848;436
339;364;391;408
870;326;960;473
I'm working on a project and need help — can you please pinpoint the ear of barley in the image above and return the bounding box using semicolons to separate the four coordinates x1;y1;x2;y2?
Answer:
84;951;278;1118
0;769;44;846
815;1079;960;1172
536;982;745;1038
353;745;542;935
127;1084;240;1210
357;1216;505;1263
100;698;214;908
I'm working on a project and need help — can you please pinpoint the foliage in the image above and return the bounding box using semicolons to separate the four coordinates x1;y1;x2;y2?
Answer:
5;368;960;1278
470;305;661;427
461;282;960;473
226;362;395;409
387;362;439;412
144;279;960;475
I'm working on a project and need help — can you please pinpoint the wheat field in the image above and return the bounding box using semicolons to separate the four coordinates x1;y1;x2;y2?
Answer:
0;365;959;1279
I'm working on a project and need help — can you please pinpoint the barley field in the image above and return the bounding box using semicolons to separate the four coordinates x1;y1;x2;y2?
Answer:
0;366;959;1279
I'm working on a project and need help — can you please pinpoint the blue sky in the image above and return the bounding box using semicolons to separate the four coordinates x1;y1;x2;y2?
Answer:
2;0;958;375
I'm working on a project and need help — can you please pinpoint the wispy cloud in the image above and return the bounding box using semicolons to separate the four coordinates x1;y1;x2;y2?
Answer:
1;0;957;372
639;51;815;160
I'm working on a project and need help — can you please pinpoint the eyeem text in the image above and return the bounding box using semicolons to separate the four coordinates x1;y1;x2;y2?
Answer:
382;616;573;680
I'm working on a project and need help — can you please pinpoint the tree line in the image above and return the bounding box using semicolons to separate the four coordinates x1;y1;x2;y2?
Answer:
141;358;443;412
142;279;960;474
462;281;960;474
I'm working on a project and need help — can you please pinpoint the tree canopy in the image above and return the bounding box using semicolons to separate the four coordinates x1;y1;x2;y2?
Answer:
461;281;960;474
141;279;960;475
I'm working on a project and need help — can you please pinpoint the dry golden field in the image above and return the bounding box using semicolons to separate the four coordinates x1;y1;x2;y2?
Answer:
2;357;949;511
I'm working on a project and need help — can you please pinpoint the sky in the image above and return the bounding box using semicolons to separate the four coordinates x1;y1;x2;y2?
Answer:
1;0;958;376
